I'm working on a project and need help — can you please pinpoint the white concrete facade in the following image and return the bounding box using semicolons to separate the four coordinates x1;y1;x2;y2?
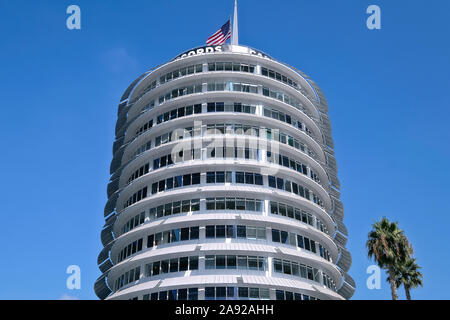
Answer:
95;45;355;300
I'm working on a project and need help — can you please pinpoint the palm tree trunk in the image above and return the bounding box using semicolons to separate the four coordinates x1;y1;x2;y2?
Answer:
388;267;398;300
404;284;411;300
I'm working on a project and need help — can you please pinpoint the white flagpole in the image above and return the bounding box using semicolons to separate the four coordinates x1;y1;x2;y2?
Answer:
231;0;239;45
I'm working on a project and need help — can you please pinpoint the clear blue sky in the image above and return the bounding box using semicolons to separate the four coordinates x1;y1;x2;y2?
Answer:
0;0;449;300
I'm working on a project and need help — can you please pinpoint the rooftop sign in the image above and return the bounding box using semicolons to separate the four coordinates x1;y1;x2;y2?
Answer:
172;45;273;61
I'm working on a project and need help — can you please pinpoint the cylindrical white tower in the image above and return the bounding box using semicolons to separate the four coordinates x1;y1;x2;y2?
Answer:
95;45;355;300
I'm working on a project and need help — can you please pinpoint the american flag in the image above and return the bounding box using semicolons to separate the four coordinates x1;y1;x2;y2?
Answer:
206;20;231;46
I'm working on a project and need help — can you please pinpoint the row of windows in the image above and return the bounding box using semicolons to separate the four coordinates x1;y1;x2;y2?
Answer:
137;149;317;189
206;286;269;300
134;101;259;144
125;182;324;215
127;286;326;300
121;212;145;234
267;151;320;183
263;107;313;137
323;274;336;291
132;62;308;110
126;63;202;105
274;259;320;282
205;146;260;161
146;226;200;248
205;197;263;212
115;266;141;291
262;87;304;114
264;107;295;127
160;64;203;84
273;259;336;291
156;104;202;125
139;81;157;102
267;151;307;174
136;197;261;228
211;288;318;300
270;201;328;234
119;232;331;272
205;126;314;163
123;173;322;212
116;231;329;270
136;101;312;145
143;288;198;300
122;198;265;235
268;175;324;208
149;199;200;220
207;62;256;73
206;171;263;186
205;224;266;240
155;123;312;149
140;100;155;114
118;198;329;247
123;186;148;209
154;126;201;147
271;229;331;261
128;151;317;188
152;153;174;171
117;238;143;263
118;222;329;265
205;255;267;271
119;219;329;258
115;199;197;237
158;83;202;104
115;256;333;292
157;62;299;89
152;149;201;172
135;119;153;137
207;82;258;94
133;140;152;158
138;287;318;301
127;163;150;184
275;290;318;301
134;121;315;162
272;228;314;250
150;173;201;195
115;243;333;291
144;256;199;277
117;224;330;266
261;67;299;90
150;171;265;196
203;122;314;158
205;123;260;136
206;102;257;114
128;145;320;187
135;100;258;142
208;198;329;237
265;127;313;157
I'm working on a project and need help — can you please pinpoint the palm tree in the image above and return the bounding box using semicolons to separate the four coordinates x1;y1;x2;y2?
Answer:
366;217;412;300
393;257;423;300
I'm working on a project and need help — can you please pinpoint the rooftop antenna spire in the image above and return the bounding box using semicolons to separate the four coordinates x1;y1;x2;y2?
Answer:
231;0;239;45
